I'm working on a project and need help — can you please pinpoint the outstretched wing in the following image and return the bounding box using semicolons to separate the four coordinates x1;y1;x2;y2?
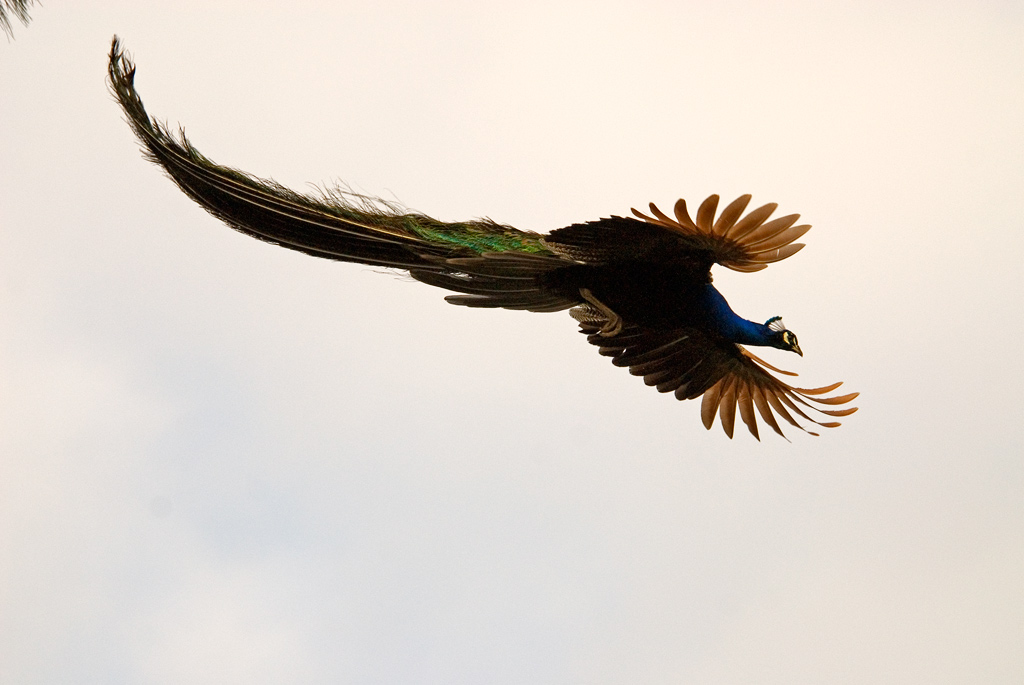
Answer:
542;216;717;286
578;318;858;440
631;194;812;273
542;193;809;278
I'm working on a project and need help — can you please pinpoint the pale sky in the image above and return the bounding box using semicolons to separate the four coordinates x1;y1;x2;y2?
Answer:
2;2;1023;683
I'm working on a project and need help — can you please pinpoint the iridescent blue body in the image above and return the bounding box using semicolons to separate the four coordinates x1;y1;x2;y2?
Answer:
698;284;778;347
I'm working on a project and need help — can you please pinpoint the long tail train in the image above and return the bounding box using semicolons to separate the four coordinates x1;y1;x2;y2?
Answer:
107;37;577;312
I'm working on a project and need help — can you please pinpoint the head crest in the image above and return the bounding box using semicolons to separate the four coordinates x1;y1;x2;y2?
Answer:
766;316;787;333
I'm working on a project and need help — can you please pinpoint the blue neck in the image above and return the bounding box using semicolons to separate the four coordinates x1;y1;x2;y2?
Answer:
699;284;775;346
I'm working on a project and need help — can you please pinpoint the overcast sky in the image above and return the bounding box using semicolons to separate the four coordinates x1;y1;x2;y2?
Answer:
2;2;1022;683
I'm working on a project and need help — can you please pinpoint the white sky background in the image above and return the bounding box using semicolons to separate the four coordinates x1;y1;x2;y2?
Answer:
2;1;1022;682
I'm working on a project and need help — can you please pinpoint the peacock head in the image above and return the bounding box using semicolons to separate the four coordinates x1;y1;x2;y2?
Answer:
765;316;803;356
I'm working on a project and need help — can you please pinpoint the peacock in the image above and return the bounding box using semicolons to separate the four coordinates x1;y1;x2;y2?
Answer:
108;38;857;440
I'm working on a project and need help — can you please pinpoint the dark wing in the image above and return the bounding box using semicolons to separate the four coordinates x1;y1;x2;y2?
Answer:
544;216;711;263
542;193;809;277
579;319;858;440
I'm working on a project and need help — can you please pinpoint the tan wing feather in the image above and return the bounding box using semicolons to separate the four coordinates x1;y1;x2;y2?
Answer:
702;348;860;439
737;213;799;244
580;321;857;441
736;381;760;441
672;199;699;231
712;195;752;235
701;380;723;430
748;242;806;265
764;389;804;433
631;194;811;273
752;385;786;439
648;203;677;227
746;224;812;252
696;195;720;233
718;377;739;439
725;263;770;273
741;349;799;376
724;202;778;241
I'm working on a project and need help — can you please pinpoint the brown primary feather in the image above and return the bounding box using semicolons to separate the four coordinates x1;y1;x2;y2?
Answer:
632;194;810;273
718;378;739;439
736;381;759;440
695;195;720;235
583;321;858;440
712;195;750;235
752;386;785;438
726;201;778;240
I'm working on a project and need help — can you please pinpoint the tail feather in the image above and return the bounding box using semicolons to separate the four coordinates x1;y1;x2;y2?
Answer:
107;38;558;273
109;39;450;269
410;252;576;312
108;37;581;313
444;292;577;311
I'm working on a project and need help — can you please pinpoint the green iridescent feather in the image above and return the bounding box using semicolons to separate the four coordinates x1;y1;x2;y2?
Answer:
404;220;549;255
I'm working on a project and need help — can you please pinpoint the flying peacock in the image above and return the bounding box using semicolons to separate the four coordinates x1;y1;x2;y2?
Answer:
108;38;857;440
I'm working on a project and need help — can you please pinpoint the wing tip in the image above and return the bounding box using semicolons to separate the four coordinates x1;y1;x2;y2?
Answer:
632;194;810;270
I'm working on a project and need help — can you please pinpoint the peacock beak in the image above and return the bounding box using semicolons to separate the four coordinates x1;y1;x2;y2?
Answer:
793;343;803;356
